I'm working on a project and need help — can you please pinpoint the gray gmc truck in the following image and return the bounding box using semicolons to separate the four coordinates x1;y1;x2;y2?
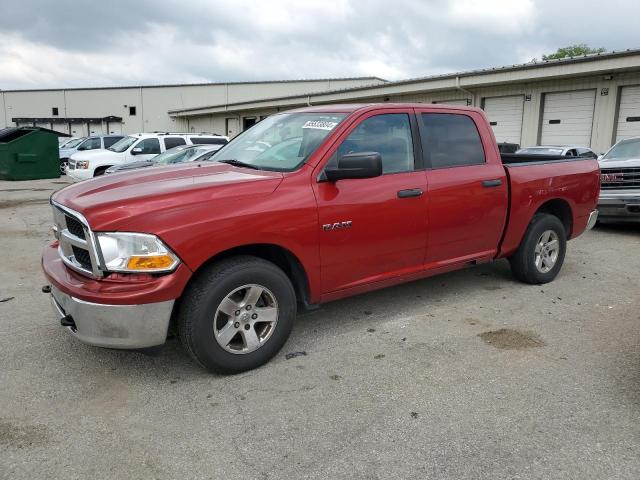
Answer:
598;137;640;222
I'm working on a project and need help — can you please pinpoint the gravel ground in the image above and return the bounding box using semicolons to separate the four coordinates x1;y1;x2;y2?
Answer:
1;177;639;480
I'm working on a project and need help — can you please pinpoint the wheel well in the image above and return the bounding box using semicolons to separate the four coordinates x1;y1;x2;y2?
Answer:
535;199;572;237
193;244;311;307
94;165;111;176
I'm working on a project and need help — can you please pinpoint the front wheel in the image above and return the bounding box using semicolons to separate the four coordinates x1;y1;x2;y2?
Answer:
509;213;567;284
177;256;296;374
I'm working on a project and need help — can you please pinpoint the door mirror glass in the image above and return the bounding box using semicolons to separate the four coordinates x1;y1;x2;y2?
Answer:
324;152;383;181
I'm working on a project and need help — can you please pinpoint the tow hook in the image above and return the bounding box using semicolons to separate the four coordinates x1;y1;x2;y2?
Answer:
60;315;76;328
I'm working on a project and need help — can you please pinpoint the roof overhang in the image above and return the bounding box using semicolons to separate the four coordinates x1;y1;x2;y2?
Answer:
169;49;640;118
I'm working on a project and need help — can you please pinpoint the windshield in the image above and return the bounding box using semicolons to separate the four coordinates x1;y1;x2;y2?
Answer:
601;138;640;161
61;138;84;148
108;136;137;153
152;146;211;165
517;147;564;155
212;112;347;171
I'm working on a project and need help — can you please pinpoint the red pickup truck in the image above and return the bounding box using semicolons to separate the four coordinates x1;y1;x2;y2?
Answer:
42;104;600;373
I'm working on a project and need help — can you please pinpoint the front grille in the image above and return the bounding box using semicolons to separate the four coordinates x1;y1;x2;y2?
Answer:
68;159;76;170
600;168;640;189
52;203;100;277
72;246;92;270
65;215;85;239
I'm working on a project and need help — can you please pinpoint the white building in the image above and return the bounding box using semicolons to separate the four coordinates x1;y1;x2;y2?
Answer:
3;49;640;153
0;77;385;137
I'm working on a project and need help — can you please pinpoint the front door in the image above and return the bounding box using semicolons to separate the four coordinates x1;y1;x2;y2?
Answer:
128;137;161;162
314;111;428;293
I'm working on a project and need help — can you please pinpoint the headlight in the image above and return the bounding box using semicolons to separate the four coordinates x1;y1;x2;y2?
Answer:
96;232;179;273
76;160;90;169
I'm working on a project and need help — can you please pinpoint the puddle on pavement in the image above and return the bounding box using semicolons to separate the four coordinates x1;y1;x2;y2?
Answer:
478;328;545;350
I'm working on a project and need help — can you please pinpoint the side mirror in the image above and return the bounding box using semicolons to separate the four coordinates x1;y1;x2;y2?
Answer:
131;147;143;155
324;152;383;181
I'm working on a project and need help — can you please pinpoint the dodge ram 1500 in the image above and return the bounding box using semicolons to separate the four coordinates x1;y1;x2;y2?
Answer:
42;104;600;373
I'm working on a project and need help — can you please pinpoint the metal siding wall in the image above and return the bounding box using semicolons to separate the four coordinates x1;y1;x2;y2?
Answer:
482;95;524;144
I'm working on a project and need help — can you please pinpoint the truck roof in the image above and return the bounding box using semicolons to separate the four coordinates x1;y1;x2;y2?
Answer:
287;103;483;114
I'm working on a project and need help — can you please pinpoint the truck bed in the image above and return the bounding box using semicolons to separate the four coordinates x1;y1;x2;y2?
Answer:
498;156;600;258
500;153;594;165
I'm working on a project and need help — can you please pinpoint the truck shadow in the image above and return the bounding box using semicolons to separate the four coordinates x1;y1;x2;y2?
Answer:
64;259;517;379
594;222;640;236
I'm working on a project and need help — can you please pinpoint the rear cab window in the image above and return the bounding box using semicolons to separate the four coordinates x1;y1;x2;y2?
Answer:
418;113;485;168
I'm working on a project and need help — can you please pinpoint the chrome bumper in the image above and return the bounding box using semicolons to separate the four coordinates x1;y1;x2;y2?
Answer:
586;209;598;230
50;285;174;349
597;191;640;220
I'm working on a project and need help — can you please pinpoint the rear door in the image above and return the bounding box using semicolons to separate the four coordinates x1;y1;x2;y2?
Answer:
314;109;429;293
416;109;508;267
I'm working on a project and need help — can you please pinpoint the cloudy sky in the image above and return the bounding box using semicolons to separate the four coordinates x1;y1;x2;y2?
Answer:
0;0;637;89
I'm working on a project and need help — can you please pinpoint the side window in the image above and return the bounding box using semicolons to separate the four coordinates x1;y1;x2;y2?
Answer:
136;138;161;154
83;137;101;150
190;137;228;145
103;136;123;148
336;113;414;174
577;148;595;158
164;137;187;149
420;113;485;168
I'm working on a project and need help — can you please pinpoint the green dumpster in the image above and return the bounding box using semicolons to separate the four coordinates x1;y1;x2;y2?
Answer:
0;127;60;180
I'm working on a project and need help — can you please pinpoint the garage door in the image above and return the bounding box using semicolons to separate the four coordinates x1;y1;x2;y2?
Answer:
483;95;524;144
615;85;640;141
433;99;470;106
540;90;596;146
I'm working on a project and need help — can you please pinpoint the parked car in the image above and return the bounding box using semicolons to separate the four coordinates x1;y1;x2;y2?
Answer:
597;136;640;222
59;135;124;175
497;142;520;154
516;145;598;158
66;133;228;180
43;104;599;373
104;143;227;174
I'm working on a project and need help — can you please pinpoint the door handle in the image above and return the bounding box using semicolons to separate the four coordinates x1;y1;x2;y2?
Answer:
482;179;503;188
397;188;423;198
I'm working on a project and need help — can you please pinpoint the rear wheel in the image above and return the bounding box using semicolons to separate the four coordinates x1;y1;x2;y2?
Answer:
177;256;296;374
509;213;567;284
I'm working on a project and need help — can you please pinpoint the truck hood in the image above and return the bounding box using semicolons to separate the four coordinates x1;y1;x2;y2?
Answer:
52;162;284;231
599;158;640;169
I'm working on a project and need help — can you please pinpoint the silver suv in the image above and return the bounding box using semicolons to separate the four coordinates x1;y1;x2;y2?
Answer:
598;137;640;222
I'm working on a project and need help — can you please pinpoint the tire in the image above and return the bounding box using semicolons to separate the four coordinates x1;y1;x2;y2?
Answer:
93;166;109;177
60;159;68;175
509;213;567;284
177;256;296;374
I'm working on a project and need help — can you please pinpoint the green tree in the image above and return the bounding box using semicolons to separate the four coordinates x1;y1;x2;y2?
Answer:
541;44;607;61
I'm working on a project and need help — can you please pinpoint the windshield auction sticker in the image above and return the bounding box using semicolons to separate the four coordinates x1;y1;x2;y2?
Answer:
302;120;338;131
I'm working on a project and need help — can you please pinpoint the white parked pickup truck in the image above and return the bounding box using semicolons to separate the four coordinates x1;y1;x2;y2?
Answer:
67;132;229;181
